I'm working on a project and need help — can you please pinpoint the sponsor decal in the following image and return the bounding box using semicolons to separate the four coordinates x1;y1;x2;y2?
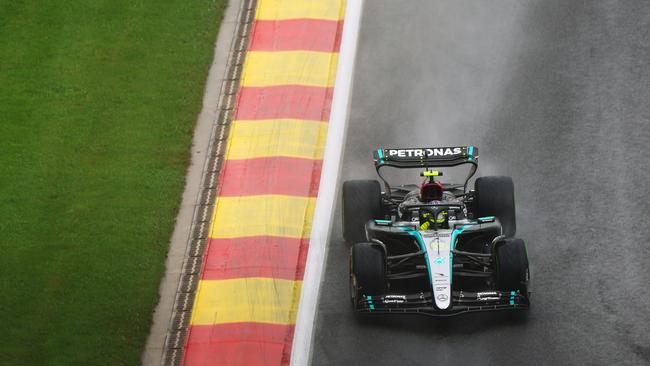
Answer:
476;291;501;301
434;256;445;265
476;291;498;298
435;286;447;292
383;295;406;304
422;232;449;238
437;294;449;301
386;147;464;160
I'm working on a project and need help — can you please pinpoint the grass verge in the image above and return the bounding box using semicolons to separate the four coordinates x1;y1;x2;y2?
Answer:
0;1;227;364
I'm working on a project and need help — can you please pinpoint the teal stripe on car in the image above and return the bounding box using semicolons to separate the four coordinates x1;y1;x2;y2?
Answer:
478;216;496;222
366;295;375;310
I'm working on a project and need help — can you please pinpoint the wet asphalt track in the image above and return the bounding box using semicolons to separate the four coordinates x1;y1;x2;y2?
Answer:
312;1;650;365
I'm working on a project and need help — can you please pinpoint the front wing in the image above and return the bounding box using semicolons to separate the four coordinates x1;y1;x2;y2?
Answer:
356;290;529;316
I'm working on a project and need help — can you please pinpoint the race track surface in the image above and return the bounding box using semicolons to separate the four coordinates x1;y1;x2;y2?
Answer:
312;1;650;365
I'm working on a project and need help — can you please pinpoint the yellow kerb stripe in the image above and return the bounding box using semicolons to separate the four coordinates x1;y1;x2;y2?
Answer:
190;278;302;325
225;119;327;160
241;51;338;87
210;195;316;239
256;0;346;21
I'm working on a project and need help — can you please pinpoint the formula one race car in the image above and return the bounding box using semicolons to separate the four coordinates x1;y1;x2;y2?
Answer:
344;146;530;316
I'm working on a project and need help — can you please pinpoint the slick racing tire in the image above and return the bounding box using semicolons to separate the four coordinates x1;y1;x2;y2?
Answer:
495;238;529;293
350;242;386;307
475;176;516;237
342;180;382;244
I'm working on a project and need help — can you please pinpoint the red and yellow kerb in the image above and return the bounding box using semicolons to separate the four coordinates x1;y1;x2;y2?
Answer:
183;0;346;365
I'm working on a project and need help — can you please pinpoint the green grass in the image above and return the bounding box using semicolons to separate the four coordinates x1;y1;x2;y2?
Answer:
0;1;227;364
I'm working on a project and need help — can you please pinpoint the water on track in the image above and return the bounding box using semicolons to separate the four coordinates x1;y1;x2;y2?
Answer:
312;1;650;365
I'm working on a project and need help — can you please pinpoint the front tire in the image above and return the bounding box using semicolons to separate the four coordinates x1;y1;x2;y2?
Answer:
475;176;517;237
342;180;382;244
495;238;529;293
350;242;386;308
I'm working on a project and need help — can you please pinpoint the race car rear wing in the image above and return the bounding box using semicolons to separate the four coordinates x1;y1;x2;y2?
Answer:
373;146;478;168
373;146;479;195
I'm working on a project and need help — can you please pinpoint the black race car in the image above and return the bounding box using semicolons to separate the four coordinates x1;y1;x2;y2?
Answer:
344;146;530;316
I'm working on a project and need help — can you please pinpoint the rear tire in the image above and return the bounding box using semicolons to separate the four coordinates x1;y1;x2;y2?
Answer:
342;180;382;244
475;176;516;237
350;243;386;307
495;238;529;293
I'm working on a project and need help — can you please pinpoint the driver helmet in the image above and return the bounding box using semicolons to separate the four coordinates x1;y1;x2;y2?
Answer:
420;180;444;202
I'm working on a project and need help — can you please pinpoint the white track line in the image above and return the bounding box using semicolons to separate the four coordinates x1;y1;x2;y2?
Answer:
290;1;365;365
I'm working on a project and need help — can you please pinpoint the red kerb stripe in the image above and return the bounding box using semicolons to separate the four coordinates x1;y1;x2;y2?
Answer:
184;323;294;366
201;236;308;281
249;19;343;52
234;85;333;122
219;157;322;197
